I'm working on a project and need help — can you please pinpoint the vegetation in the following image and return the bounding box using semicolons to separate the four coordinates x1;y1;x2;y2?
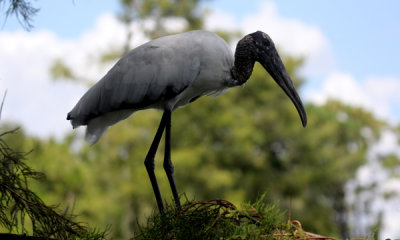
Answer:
0;0;39;30
133;194;324;240
0;128;108;239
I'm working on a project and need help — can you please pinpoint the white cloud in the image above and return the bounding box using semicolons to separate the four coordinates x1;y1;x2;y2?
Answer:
0;29;85;139
0;13;132;139
307;72;400;123
0;12;193;139
162;17;189;33
205;1;335;77
307;72;370;106
372;129;400;157
241;2;326;57
348;130;400;238
204;8;238;31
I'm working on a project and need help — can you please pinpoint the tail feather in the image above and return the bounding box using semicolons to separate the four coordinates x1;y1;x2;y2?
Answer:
85;123;108;145
83;109;135;145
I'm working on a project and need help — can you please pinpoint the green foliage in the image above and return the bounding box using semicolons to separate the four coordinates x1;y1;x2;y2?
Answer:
231;195;285;239
134;194;288;240
50;58;78;82
380;154;400;170
0;128;107;240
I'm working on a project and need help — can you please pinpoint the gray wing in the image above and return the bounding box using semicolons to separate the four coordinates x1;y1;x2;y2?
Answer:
67;41;201;128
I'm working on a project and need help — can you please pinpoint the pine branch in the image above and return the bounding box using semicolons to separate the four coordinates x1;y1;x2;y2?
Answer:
0;129;107;240
1;0;39;30
0;233;53;240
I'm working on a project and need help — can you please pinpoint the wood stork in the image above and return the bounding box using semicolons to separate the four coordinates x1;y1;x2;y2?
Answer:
67;30;307;212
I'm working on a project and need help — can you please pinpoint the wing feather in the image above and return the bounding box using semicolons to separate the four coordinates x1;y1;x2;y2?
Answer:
67;39;201;128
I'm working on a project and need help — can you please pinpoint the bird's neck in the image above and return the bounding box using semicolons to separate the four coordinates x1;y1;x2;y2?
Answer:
231;37;256;85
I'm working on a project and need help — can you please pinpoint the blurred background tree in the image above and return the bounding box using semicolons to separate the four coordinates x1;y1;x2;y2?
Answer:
1;0;398;239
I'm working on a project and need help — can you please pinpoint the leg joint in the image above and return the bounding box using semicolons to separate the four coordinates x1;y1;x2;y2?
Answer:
144;157;155;170
163;161;174;174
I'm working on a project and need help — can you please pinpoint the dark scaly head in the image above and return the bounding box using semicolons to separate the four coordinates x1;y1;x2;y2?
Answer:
232;31;307;127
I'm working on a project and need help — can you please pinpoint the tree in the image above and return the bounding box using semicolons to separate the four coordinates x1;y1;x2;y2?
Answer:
0;125;108;239
0;0;39;30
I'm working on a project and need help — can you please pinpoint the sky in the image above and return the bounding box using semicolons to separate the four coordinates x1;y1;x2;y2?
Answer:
1;0;400;237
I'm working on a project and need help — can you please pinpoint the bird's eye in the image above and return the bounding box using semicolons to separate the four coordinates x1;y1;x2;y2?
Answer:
259;32;274;49
262;40;272;50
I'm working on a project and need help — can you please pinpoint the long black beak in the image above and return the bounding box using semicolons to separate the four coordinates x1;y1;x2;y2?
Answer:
260;48;307;127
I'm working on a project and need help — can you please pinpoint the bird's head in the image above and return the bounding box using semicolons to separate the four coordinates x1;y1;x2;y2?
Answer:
235;31;307;127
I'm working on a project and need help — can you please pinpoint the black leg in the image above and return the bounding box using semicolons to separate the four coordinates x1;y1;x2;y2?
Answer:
144;112;167;212
163;110;181;208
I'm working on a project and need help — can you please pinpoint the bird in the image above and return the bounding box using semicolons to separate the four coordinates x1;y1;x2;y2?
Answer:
67;30;307;212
